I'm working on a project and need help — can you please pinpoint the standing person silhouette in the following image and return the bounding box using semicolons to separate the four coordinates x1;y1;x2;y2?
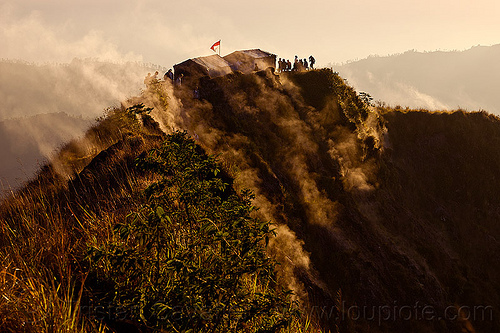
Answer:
164;69;174;81
309;55;316;69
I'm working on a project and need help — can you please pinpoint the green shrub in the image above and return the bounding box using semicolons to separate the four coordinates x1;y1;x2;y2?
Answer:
87;131;298;332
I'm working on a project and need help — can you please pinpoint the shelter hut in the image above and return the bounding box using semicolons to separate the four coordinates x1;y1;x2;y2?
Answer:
173;54;233;85
223;49;276;74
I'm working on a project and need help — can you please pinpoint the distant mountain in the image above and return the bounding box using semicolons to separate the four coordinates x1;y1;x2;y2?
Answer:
335;44;500;114
0;112;91;197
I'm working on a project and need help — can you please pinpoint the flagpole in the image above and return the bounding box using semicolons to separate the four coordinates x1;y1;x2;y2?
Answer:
219;40;221;56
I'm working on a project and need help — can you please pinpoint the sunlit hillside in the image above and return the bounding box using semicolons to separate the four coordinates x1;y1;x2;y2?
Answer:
1;66;499;333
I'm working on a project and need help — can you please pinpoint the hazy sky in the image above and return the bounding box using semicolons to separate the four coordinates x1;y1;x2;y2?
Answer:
2;0;499;67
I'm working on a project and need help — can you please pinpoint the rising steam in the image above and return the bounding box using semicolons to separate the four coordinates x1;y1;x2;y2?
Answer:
140;69;385;307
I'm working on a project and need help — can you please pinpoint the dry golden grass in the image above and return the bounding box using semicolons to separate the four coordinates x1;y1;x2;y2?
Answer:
0;91;326;332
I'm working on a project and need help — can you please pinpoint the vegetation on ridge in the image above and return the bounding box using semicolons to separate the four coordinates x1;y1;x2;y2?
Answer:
173;68;500;333
0;87;315;332
1;66;500;333
86;131;297;331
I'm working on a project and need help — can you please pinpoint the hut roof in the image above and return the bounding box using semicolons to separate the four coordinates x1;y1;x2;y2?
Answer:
189;54;231;70
224;49;274;60
174;54;232;80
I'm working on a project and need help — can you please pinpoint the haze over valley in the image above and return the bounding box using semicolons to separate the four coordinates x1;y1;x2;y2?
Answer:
0;59;161;194
336;44;500;115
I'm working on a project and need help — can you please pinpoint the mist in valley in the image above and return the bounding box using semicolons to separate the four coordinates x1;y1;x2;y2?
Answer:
0;59;162;195
336;44;500;114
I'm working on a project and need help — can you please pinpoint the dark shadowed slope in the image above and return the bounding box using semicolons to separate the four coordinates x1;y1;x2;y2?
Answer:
171;69;500;332
372;110;500;332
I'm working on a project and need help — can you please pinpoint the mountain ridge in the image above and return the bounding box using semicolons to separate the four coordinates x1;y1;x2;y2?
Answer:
1;67;499;332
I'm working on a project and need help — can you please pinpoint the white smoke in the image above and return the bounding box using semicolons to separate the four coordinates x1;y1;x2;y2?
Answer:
0;59;161;120
0;58;164;195
0;113;92;197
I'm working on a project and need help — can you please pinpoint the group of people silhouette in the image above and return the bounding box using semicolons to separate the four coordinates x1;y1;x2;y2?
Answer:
277;55;315;73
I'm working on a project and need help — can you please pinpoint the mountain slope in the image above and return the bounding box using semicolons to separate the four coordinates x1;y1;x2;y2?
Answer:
171;69;499;332
336;44;500;114
1;68;499;333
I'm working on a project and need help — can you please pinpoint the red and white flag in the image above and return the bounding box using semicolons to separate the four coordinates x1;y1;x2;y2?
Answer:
210;40;220;53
